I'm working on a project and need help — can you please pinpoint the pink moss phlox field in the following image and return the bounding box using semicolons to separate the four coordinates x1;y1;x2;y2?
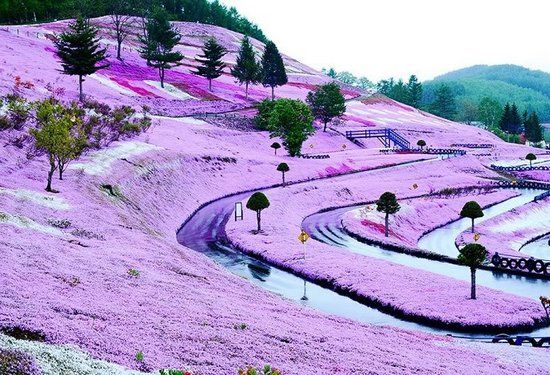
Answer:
1;17;550;375
342;189;521;248
226;159;547;330
456;199;550;257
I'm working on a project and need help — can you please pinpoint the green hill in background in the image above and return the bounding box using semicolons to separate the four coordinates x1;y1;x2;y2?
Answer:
422;64;550;122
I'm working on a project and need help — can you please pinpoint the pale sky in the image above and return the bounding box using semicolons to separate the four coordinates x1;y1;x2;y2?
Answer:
220;0;550;82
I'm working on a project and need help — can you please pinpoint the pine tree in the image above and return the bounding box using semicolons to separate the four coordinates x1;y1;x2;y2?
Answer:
525;112;543;144
194;37;227;91
407;75;423;108
55;17;109;101
261;41;288;100
509;103;522;134
139;7;183;88
429;84;457;120
499;103;511;132
231;36;261;98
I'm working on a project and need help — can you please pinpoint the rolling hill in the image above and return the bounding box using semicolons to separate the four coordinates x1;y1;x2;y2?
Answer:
422;64;550;121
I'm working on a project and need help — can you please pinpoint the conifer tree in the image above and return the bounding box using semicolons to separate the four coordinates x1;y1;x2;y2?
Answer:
525;113;543;144
499;103;512;132
194;37;227;91
429;84;457;120
509;103;522;134
261;41;288;100
231;36;261;99
55;17;109;101
139;7;183;88
407;75;423;108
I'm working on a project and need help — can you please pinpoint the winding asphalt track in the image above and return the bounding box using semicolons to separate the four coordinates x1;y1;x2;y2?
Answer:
177;158;550;337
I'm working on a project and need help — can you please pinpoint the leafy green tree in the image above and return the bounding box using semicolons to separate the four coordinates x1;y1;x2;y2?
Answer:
478;97;502;128
407;75;423;108
194;37;227;91
139;7;183;88
457;243;487;300
429;84;457;120
246;192;270;232
55;17;109;101
460;201;484;233
306;82;346;132
335;71;357;86
376;192;400;238
526;153;537;167
417;139;426;150
254;99;276;130
231;36;262;99
277;162;289;185
261;41;288;100
267;99;314;157
357;77;374;90
457;98;478;124
30;100;86;191
270;141;281;155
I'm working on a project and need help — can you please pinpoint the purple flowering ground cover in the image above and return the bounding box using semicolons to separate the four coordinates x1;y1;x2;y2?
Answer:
0;17;549;374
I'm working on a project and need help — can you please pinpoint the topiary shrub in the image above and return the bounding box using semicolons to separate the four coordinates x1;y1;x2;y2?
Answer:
0;348;42;375
460;201;484;233
526;153;537;167
276;162;289;185
246;192;270;232
457;243;488;300
417;139;426;150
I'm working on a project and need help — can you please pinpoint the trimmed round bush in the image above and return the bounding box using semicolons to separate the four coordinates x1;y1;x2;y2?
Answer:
0;348;41;375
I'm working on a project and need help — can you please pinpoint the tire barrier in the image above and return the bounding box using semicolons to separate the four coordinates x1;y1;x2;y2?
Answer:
491;253;550;276
380;148;466;156
300;154;330;159
451;143;494;149
491;164;550;172
491;334;550;347
492;180;550;190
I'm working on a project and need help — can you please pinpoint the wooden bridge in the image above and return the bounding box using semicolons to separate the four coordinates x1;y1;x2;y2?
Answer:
345;129;410;150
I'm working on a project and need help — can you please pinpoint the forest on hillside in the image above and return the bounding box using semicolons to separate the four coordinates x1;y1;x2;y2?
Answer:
0;0;268;43
422;65;550;122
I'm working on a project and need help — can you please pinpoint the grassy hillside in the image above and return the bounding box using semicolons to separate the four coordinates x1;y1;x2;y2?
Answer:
423;64;550;121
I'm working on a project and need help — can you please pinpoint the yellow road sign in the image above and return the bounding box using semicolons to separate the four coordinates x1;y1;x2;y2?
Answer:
298;230;310;244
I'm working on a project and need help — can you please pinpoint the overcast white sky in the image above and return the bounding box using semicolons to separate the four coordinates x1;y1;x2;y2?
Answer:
220;0;550;82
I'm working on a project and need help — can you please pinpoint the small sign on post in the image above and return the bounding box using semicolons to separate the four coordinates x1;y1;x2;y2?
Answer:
235;202;243;221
